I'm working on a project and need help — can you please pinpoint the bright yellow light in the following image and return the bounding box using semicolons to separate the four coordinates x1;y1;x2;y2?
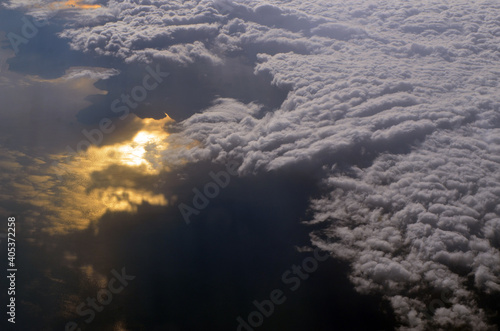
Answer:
116;145;146;167
43;115;175;234
84;116;173;172
114;131;160;167
133;131;158;145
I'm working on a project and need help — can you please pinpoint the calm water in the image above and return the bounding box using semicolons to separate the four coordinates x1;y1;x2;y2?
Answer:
7;167;396;331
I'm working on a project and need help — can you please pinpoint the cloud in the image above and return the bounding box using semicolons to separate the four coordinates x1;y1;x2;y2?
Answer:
14;0;500;328
58;1;225;62
56;0;326;63
62;67;120;80
152;1;500;328
308;127;500;329
125;41;223;66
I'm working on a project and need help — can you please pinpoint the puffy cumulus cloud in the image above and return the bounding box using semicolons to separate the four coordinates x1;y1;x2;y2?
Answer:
126;41;223;66
58;0;224;61
134;1;495;174
308;127;500;329
45;0;500;328
56;0;326;64
152;1;500;329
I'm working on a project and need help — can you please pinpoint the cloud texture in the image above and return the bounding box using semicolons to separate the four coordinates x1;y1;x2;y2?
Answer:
21;0;500;329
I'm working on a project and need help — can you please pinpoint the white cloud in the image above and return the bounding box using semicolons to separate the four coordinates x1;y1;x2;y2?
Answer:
63;67;120;80
308;127;500;329
39;0;500;328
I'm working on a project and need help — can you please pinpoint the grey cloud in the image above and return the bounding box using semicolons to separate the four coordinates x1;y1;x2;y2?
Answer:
125;41;223;65
48;0;500;329
311;22;367;40
308;127;500;329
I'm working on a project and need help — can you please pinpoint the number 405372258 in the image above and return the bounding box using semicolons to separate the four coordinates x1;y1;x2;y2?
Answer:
7;217;15;268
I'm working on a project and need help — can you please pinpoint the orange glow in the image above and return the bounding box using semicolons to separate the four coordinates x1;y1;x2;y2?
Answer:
37;0;101;10
84;116;173;173
61;0;101;9
42;115;175;234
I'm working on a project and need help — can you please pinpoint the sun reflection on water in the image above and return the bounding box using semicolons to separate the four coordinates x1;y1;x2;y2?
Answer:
85;118;170;173
44;115;174;234
116;131;160;167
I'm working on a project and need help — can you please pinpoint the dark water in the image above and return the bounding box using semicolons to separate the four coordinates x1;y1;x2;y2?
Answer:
6;166;396;331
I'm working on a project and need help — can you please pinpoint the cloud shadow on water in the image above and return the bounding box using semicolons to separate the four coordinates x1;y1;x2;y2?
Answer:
13;162;397;331
75;56;290;126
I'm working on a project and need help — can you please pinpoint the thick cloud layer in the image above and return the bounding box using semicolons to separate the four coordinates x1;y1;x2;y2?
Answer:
21;0;500;329
309;127;500;330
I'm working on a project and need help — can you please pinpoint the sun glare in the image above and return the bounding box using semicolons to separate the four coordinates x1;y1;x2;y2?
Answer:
83;116;172;173
115;131;160;166
46;116;175;234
